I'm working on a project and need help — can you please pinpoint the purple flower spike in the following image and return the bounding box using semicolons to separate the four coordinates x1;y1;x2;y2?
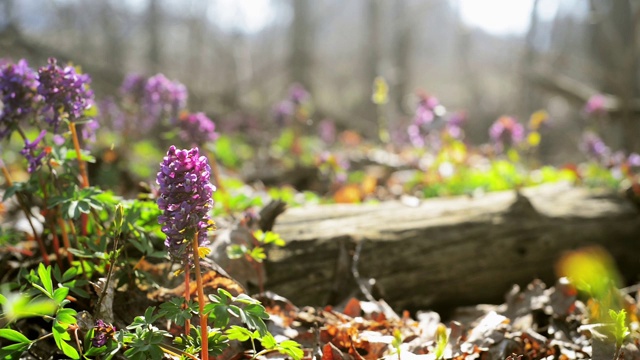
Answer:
0;59;39;140
143;74;187;129
20;130;48;173
157;146;215;262
92;319;116;347
37;58;94;132
178;112;218;146
120;73;146;101
489;116;524;152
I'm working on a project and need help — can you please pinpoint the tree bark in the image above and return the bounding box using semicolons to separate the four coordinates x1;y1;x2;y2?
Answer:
265;183;640;313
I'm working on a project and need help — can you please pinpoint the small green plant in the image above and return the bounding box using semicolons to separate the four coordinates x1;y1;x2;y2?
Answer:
391;328;402;360
434;323;448;360
609;309;630;359
0;264;80;359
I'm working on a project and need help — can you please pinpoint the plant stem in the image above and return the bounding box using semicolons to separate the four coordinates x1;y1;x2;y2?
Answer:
1;165;50;266
184;260;191;336
68;122;89;236
192;233;208;360
56;216;74;264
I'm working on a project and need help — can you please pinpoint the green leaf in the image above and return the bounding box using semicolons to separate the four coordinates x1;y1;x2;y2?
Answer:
0;293;6;305
53;323;79;359
62;267;79;282
0;341;30;359
226;244;247;259
56;308;78;326
225;326;254;342
68;201;79;219
260;333;277;349
0;329;31;343
37;264;53;297
53;287;69;304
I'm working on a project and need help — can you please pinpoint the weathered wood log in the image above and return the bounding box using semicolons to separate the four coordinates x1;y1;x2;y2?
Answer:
264;183;640;313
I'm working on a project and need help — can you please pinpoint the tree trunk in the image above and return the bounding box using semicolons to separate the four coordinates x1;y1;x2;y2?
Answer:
147;0;162;73
265;183;640;313
289;0;312;88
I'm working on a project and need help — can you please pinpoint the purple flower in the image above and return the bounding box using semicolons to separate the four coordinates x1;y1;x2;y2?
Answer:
0;59;39;140
318;119;336;144
580;131;610;163
37;58;94;132
143;74;187;129
178;112;218;146
20;130;47;173
92;319;116;347
120;73;146;101
413;93;439;126
272;101;293;127
584;94;607;116
445;111;466;139
628;153;640;167
489;116;524;152
81;119;100;145
289;83;309;105
157;146;215;261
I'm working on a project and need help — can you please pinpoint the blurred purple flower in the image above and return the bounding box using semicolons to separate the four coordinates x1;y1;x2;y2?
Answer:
178;112;218;146
272;101;293;127
81;119;100;145
20;130;47;173
489;116;524;151
289;83;309;105
120;73;146;101
580;131;610;163
53;134;65;146
157;146;215;262
318;119;336;144
92;319;116;347
37;58;94;132
445;111;466;139
413;93;439;126
628;153;640;167
0;59;39;140
407;124;425;147
97;97;126;132
584;94;607;116
143;74;187;129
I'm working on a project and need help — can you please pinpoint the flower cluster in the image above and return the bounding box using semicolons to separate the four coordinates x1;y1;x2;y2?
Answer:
37;58;94;132
580;131;609;162
407;93;444;148
20;130;47;173
92;319;116;347
584;94;607;117
142;74;187;129
0;59;39;140
178;112;218;146
157;146;215;261
272;83;311;127
489;116;524;152
119;73;146;101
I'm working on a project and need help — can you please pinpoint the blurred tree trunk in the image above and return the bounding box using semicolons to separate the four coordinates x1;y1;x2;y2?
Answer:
100;0;124;70
147;0;162;73
1;0;15;28
520;0;540;116
392;0;411;116
589;0;640;152
187;0;207;109
363;0;381;139
289;0;312;89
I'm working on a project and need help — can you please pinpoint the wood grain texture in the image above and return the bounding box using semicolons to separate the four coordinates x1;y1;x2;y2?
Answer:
265;183;640;312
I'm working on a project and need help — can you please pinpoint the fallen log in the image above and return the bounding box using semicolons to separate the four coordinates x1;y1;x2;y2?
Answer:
264;182;640;313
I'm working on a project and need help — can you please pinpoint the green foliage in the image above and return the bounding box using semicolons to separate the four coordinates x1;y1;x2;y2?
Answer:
434;324;448;360
609;309;630;349
158;297;197;326
48;185;105;219
204;289;269;334
0;264;79;359
226;325;303;360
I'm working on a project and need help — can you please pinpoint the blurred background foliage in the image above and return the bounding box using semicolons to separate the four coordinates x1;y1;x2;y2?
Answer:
1;0;639;163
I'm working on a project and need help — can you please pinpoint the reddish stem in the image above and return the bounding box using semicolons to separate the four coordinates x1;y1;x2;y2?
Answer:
69;122;89;236
192;234;208;360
